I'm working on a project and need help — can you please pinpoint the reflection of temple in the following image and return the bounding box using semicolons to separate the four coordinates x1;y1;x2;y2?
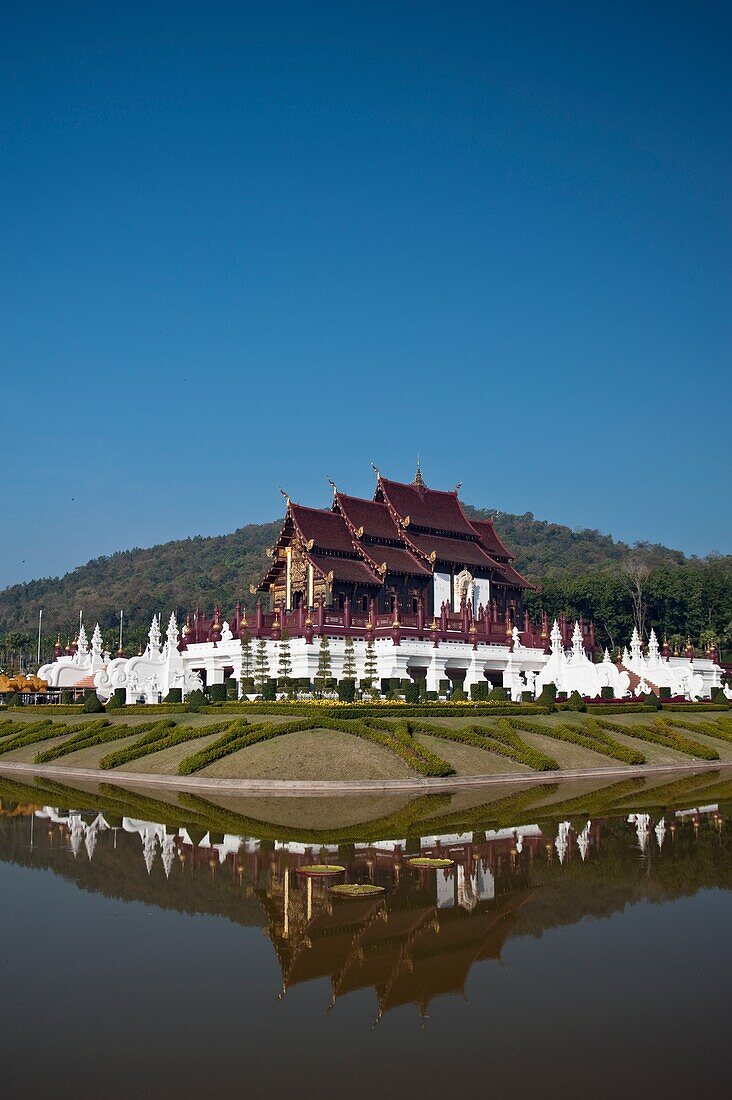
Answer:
2;792;730;1019
261;861;535;1019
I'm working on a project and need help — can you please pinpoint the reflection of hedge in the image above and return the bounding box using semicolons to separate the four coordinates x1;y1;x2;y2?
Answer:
593;717;719;760
177;789;454;844
505;716;646;766
415;783;559;834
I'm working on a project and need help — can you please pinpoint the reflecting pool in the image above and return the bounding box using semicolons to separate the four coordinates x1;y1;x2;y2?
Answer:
1;767;731;1098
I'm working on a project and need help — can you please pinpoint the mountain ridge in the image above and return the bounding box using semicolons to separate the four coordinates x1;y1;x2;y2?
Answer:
1;505;722;646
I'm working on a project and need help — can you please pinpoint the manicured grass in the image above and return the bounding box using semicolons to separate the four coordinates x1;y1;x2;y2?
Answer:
197;727;416;781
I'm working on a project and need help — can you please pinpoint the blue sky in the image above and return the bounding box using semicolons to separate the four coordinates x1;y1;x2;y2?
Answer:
2;1;730;586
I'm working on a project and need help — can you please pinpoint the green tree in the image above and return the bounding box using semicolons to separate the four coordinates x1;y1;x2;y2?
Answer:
342;635;357;680
254;638;270;694
363;638;378;691
314;634;332;693
240;629;253;683
277;630;293;691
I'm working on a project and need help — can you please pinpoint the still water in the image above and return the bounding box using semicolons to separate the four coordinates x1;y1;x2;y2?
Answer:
1;767;731;1099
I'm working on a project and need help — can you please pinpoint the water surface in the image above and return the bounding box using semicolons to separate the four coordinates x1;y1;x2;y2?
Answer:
1;769;730;1099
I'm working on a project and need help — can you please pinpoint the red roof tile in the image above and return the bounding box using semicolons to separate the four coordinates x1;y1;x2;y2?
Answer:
469;518;513;560
377;478;477;536
290;503;356;555
308;553;381;585
335;494;402;541
407;532;499;569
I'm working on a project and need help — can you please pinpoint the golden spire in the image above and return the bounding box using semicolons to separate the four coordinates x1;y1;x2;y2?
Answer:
413;457;424;488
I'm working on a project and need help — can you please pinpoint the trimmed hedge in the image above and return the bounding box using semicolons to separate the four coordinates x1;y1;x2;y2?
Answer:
99;719;235;770
178;718;318;775
399;718;558;772
592;717;719;760
505;716;646;766
35;719;161;764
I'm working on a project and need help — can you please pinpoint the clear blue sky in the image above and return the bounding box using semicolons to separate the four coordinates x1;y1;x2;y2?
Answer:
2;1;730;586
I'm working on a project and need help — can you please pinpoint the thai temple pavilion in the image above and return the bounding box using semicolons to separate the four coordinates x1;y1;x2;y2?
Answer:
256;464;532;623
37;465;726;702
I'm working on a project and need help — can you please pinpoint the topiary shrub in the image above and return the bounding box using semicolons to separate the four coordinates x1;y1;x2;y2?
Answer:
164;688;183;704
404;681;420;704
82;690;104;713
425;690;439;701
536;683;557;707
451;688;467;702
564;691;586;712
337;679;356;703
470;681;490;701
521;691;534;704
61;690;74;705
186;689;207;711
263;680;276;701
240;677;255;694
438;679;450;696
209;683;227;703
600;686;614;700
489;686;509;701
225;677;238;700
711;687;729;706
640;692;662;710
658;686;671;701
106;692;124;710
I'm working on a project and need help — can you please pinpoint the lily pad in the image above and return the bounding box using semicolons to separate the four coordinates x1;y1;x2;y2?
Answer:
329;883;385;898
297;864;345;876
407;856;455;869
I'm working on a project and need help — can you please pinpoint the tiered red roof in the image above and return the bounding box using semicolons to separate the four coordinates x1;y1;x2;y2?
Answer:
256;469;532;593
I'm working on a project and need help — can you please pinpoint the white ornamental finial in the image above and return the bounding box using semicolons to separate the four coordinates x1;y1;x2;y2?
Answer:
648;628;660;662
571;621;584;657
555;821;571;864
142;829;158;874
166;612;179;650
148;614;162;653
550;619;563;654
77;623;89;654
90;622;103;659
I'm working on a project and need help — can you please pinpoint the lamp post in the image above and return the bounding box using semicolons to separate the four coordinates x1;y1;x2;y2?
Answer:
37;608;43;666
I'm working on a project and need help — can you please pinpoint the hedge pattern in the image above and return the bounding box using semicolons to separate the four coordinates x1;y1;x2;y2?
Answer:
504;716;646;766
395;718;560;772
592;717;719;760
35;720;166;764
99;720;238;770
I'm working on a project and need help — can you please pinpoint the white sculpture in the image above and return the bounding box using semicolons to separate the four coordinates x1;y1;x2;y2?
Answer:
221;620;234;642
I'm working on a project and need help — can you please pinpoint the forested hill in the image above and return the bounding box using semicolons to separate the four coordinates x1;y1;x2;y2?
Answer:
1;508;730;660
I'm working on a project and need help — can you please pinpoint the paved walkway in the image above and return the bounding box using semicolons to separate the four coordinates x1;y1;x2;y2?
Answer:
0;757;730;798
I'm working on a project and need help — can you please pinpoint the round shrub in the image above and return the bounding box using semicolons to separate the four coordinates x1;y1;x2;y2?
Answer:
164;688;183;704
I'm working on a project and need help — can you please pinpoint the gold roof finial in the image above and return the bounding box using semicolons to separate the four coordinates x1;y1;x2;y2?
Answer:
414;457;424;488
